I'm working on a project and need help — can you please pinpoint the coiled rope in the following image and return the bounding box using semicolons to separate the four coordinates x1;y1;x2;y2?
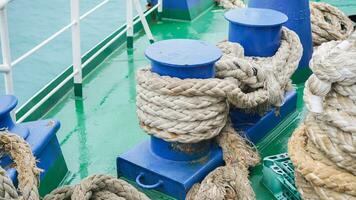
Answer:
311;2;354;46
217;1;355;47
137;27;302;144
288;36;356;199
0;131;150;200
137;27;302;200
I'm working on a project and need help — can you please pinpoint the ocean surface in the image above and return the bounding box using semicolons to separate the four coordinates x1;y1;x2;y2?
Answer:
0;0;354;106
0;0;145;104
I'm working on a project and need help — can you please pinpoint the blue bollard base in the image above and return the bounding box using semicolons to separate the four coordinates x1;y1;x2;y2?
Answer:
1;120;67;186
230;90;297;144
117;140;224;200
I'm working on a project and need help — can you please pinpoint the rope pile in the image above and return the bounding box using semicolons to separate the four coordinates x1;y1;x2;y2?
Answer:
311;2;354;46
288;36;356;199
215;0;245;9
217;1;355;47
0;131;150;200
136;27;302;199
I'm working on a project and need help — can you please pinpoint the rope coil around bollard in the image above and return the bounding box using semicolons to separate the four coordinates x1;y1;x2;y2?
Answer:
137;27;302;144
137;27;302;200
288;35;356;199
0;131;150;200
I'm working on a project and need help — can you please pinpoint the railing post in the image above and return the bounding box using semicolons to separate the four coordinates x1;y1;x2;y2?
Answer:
133;0;155;44
127;0;134;48
158;0;163;20
71;0;83;97
0;4;14;95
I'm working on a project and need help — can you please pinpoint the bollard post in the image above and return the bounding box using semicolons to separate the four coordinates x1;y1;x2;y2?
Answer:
117;39;224;200
224;8;298;143
248;0;313;81
0;95;30;138
0;95;68;194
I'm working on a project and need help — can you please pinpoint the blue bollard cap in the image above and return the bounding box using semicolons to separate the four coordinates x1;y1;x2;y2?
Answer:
145;39;222;79
0;95;17;117
224;8;288;27
224;8;288;57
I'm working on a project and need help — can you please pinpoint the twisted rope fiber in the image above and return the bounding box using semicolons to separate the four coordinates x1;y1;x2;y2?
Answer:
186;124;260;200
0;131;41;200
43;175;150;200
215;0;245;9
136;27;301;200
0;131;150;200
289;37;356;199
137;27;302;144
311;2;354;46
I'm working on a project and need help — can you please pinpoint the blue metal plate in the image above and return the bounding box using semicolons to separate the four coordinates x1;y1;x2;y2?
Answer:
230;90;298;143
117;140;224;200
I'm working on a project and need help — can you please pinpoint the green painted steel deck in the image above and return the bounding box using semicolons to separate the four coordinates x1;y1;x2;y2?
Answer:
19;1;353;199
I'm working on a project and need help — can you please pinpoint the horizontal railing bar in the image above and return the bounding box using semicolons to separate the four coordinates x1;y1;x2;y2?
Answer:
82;3;159;67
16;69;79;123
11;21;75;66
15;3;159;121
11;0;110;67
80;0;109;21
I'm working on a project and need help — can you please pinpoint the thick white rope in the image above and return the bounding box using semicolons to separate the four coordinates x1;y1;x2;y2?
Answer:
137;27;302;144
216;0;245;9
289;36;356;199
137;28;301;200
311;2;355;46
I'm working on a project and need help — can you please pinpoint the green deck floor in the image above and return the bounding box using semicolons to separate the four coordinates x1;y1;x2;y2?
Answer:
41;3;347;199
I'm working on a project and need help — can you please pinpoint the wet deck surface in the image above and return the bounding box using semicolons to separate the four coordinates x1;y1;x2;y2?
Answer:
44;7;227;186
43;2;351;199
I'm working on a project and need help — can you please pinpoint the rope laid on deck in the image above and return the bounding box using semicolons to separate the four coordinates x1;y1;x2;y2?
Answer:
43;175;150;200
137;27;302;143
186;123;260;200
0;131;150;200
137;27;302;200
217;1;355;46
288;36;356;199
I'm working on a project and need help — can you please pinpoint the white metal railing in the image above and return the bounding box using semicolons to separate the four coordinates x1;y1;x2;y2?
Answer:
0;0;162;122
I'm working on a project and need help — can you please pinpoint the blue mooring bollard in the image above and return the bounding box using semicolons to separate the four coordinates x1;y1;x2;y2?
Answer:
117;39;224;200
248;0;313;69
0;95;30;138
0;95;67;194
224;8;298;143
225;8;288;57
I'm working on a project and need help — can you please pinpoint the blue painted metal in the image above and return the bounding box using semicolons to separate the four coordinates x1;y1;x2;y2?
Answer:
0;95;30;139
117;140;223;199
248;0;313;68
230;90;297;143
118;39;224;199
148;0;214;20
225;8;288;57
0;95;66;186
145;39;222;79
